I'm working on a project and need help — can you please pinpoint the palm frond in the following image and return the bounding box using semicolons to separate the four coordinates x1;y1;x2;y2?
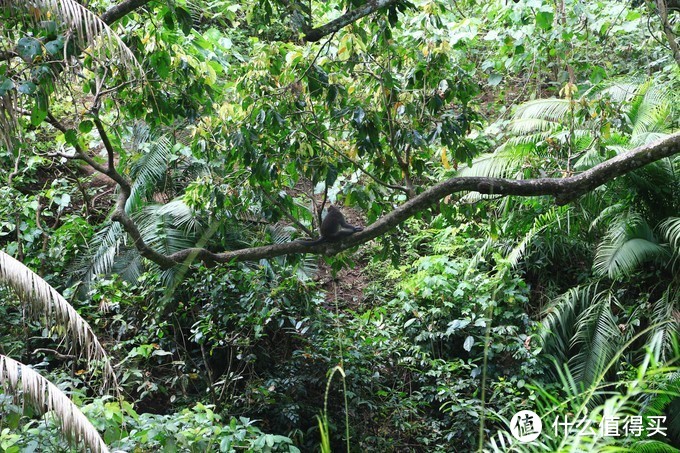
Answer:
506;118;559;135
156;199;204;232
74;222;124;284
126;135;173;212
541;284;603;365
269;224;318;279
631;104;672;137
574;147;607;171
504;131;556;146
570;292;622;386
628;440;680;453
593;213;668;279
629;131;671;148
134;199;202;255
0;251;116;387
464;237;495;277
110;248;144;283
589;203;627;231
506;207;565;268
0;355;109;453
594;81;640;103
660;217;680;255
5;0;140;71
458;147;532;179
640;369;680;443
512;98;572;122
623;158;677;207
647;287;680;363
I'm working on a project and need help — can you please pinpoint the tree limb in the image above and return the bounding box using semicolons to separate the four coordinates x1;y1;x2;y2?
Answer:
101;0;154;24
304;0;399;42
151;131;680;267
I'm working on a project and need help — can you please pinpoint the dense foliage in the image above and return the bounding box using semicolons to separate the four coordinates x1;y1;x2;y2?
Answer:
1;0;679;451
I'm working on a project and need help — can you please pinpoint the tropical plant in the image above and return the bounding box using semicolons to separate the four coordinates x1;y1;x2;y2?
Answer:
487;344;680;452
0;355;109;453
0;250;114;451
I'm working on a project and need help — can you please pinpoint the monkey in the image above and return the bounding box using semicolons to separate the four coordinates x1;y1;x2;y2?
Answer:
297;205;363;246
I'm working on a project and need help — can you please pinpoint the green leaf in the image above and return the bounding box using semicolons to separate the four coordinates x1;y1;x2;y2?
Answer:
488;73;503;87
17;37;41;61
150;51;172;78
79;120;93;133
64;129;78;146
18;81;37;95
41;20;59;39
176;7;194;35
30;91;49;126
307;74;323;98
535;11;554;31
463;336;474;351
589;66;607;85
44;38;64;56
0;78;15;96
325;164;338;187
326;84;338;106
353;107;365;126
163;11;175;30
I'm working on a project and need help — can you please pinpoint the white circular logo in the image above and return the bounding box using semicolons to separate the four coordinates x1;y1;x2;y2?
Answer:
509;410;542;443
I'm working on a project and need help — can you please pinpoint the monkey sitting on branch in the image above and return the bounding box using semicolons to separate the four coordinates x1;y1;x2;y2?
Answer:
297;205;363;246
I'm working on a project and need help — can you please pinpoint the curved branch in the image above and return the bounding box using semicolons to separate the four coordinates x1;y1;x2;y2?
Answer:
101;0;154;24
304;0;399;42
150;131;680;267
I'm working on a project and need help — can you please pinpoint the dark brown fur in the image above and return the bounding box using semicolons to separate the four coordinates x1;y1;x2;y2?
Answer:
298;205;363;245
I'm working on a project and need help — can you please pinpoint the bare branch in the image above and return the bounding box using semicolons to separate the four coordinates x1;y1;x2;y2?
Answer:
44;111;176;269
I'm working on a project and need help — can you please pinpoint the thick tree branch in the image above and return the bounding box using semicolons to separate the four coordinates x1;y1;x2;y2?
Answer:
148;131;680;267
101;0;154;24
304;0;399;42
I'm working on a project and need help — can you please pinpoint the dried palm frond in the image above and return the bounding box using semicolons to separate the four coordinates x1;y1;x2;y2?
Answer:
0;250;116;388
0;354;109;453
